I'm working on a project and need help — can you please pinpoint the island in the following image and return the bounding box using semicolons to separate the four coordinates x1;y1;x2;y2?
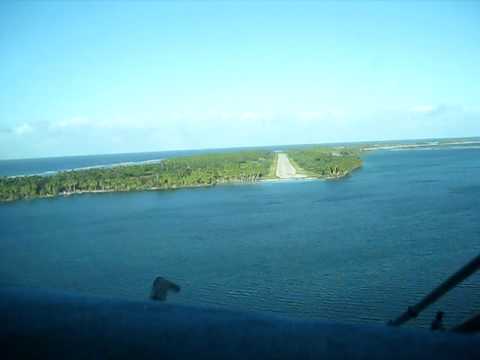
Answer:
286;147;362;179
0;147;363;202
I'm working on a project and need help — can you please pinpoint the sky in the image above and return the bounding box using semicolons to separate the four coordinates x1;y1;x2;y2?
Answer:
0;1;479;159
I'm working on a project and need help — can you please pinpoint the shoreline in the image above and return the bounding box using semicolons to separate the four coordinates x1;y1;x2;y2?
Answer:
0;149;362;203
0;169;360;203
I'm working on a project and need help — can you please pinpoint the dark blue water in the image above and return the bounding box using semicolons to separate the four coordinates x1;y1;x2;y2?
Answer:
0;148;479;328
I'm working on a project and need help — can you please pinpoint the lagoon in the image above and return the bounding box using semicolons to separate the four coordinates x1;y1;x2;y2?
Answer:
0;147;479;328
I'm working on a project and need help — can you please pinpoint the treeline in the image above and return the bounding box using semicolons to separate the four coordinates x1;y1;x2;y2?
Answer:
0;151;275;202
287;147;362;178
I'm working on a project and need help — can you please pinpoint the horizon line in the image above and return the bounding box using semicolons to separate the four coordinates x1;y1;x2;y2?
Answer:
1;135;479;162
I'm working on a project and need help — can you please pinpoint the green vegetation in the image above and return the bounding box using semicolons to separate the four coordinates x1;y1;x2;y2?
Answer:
286;147;362;178
0;146;366;202
268;152;279;178
0;151;275;202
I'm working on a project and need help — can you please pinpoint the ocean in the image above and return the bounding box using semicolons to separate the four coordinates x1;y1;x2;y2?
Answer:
0;146;479;328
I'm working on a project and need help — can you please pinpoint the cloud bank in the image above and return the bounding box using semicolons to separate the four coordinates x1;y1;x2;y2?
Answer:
1;105;478;159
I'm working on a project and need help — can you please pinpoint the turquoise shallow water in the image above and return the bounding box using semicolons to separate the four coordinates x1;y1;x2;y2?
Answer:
0;148;479;328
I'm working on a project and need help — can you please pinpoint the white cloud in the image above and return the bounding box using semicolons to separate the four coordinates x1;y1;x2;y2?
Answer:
297;109;345;122
297;111;325;121
49;116;148;131
411;105;436;114
14;123;34;135
238;111;274;122
166;110;275;123
50;117;93;130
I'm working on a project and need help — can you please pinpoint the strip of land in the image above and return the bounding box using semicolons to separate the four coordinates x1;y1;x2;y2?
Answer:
0;147;363;202
275;153;306;179
362;139;480;151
